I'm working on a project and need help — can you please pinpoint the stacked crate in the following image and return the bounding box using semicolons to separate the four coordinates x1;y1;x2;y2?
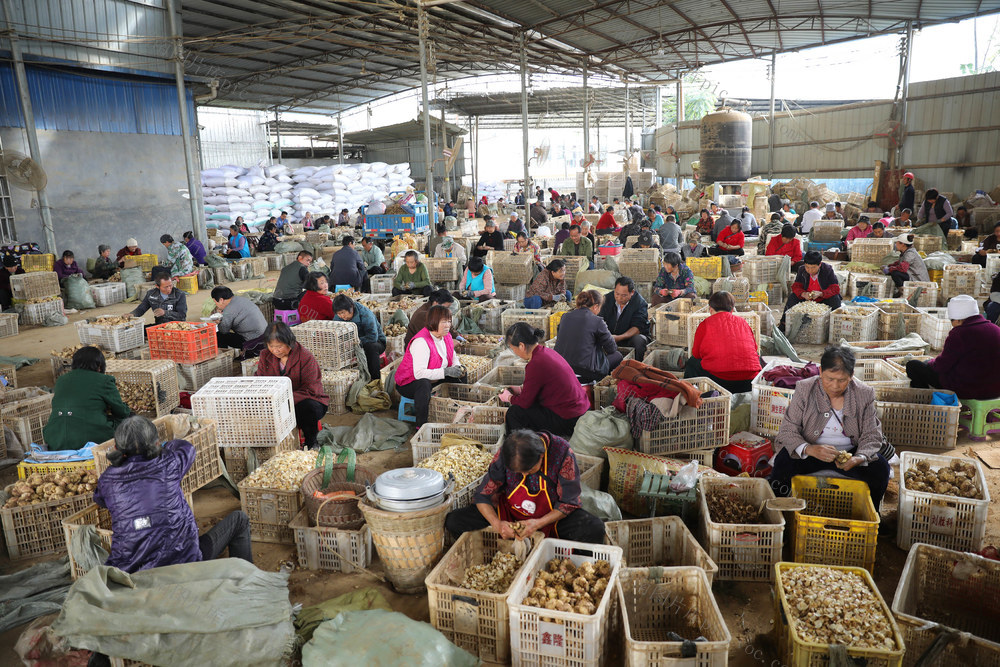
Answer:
10;272;63;326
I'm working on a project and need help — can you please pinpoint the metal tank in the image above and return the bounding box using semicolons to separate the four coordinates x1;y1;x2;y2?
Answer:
699;109;752;183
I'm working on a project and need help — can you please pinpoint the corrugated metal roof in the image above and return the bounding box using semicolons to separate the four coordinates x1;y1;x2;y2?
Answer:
340;115;466;145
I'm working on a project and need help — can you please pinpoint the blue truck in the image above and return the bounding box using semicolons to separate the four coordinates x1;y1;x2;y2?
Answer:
362;192;434;238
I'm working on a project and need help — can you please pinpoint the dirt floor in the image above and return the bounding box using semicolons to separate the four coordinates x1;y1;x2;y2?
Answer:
1;271;998;665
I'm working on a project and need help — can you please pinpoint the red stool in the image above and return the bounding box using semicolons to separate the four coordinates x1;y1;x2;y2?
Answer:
299;420;324;446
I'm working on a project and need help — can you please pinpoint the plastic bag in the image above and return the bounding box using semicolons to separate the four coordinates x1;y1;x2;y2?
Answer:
43;312;69;327
569;407;633;458
576;268;618;289
64;275;96;310
669;460;698;492
295;589;392;644
580;485;622;522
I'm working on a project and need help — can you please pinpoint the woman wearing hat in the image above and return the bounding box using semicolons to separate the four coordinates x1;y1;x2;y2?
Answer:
433;234;467;265
906;295;1000;399
846;216;873;243
116;238;142;266
92;245;118;280
883;233;929;295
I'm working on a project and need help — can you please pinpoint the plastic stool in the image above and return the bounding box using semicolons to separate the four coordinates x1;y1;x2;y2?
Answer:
959;396;1000;441
335;285;352;293
397;396;417;423
274;309;300;326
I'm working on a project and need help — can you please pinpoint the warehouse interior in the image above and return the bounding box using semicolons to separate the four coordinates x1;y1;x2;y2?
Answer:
2;0;1000;665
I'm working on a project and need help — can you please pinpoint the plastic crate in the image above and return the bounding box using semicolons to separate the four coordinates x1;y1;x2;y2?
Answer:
698;476;784;582
10;271;60;300
874;386;961;451
429;383;502;423
423;257;460;283
987;252;1000;279
75;317;145;354
883;353;933;374
456;354;493;384
131;281;155;300
712;275;750;305
241;357;259;376
685;309;760;351
240;482;301;544
176;274;198;295
93;416;221;495
918;306;952;349
0;386;47;407
901;280;938;308
289;509;372;573
20;253;54;272
775;562;904;667
617;248;661;283
876;301;923;339
637;378;731;456
410;423;505;465
475;365;525;388
942;263;983;301
105;359;180;418
462;404;508;426
896;452;990;552
147;322;218;364
131;253;159;272
0;311;18;342
891;544;1000;666
501;308;552;340
492;253;534;285
262;253;285;272
495;283;526;301
322;368;359;416
2;492;93;560
790;476;879;572
750;360;811;436
507;538;624;667
617;566;731;667
652;298;707;346
849;238;896;265
829;304;881;342
18;297;64;326
370;273;394;295
740;255;785;286
294;320;361;371
785;306;830;344
470;299;515;334
0;360;16;389
604;516;718;583
176;352;237;392
848;273;893;300
192;376;296;447
425;529;542;664
62;503;112;579
561;255;589;291
850;358;905;387
687;256;723;280
810;220;845;242
90;282;128;307
222;431;298;485
1;393;53;446
17;459;95;480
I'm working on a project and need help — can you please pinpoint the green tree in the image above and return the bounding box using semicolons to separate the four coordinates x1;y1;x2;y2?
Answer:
659;74;719;125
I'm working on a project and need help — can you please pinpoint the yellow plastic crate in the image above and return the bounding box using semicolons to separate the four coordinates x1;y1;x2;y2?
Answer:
177;274;199;295
790;476;879;573
687;255;723;280
18;459;96;480
21;253;55;272
548;310;567;336
135;253;159;272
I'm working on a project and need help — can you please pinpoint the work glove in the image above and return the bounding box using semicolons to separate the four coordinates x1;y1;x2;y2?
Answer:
552;293;566;302
406;281;415;289
444;365;464;379
882;266;891;275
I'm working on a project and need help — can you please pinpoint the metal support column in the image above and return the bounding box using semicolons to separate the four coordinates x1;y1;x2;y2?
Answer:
897;22;913;169
163;0;205;242
675;79;684;189
274;109;282;162
520;32;531;232
2;0;55;252
418;3;436;228
440;106;451;201
468;116;475;201
768;53;776;180
473;116;480;204
624;82;631;156
582;65;590;170
337;113;344;164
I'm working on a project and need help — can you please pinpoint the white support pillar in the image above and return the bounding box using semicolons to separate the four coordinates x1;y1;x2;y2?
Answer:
520;32;531;233
418;2;436;228
337;112;344;164
768;53;776;180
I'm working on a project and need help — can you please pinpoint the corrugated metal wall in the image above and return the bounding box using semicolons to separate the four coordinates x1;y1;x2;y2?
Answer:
198;107;269;168
0;62;194;134
8;0;172;76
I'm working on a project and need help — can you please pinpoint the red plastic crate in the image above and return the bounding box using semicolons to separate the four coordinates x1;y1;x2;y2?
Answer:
146;322;218;365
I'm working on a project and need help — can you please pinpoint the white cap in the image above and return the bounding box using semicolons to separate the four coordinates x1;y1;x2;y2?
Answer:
510;211;519;219
826;203;836;211
898;233;915;246
947;295;979;320
126;238;138;247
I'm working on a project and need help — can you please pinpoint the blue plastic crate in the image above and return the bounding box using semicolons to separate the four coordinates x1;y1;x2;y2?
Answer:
362;194;433;238
804;240;840;253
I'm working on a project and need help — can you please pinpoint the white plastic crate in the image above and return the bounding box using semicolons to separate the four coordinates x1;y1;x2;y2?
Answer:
89;282;127;307
828;305;880;342
191;376;296;447
370;273;394;295
897;452;990;553
410;422;505;465
750;360;810;436
18;298;63;326
918;306;953;349
507;538;624;667
176;353;237;392
698;477;784;582
0;313;18;339
76;317;145;353
294;320;360;370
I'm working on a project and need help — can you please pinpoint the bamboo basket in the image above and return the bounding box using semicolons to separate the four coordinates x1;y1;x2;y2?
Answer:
617;248;661;283
561;255;588;291
491;252;534;285
358;497;451;594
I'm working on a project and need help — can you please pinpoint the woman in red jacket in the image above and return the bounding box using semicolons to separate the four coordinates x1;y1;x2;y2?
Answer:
298;271;334;323
765;224;804;270
709;220;745;256
595;205;619;232
684;291;761;393
255;322;330;448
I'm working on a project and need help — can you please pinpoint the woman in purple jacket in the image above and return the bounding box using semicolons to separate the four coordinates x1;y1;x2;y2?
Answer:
95;416;253;573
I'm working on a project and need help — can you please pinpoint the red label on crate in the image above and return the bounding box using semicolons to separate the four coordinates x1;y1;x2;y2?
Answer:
538;620;567;657
769;394;789;417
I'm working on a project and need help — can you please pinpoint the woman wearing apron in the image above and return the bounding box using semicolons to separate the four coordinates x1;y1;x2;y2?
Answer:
444;430;605;543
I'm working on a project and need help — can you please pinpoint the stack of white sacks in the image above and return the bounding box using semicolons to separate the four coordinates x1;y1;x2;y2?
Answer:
478;181;506;203
202;162;415;229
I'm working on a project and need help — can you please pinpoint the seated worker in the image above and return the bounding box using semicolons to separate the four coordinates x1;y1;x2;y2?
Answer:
0;256;25;310
392;250;433;297
161;234;194;277
756;213;785;255
599;277;650;361
651;251;696;306
631;229;660;250
769;346;891;510
709;219;745;256
682;231;707;260
225;225;251;259
695;209;715;237
987;271;1000;324
512;232;541;268
434;236;468;265
132;274;188;325
54;250;84;283
297;271;333;323
766;224;804;271
182;231;207;265
211;286;268;354
524;259;570;309
657;215;683;254
883;233;929;296
739;206;759;235
395;305;463;426
338;209;351;226
444;429;606;543
955;206;978;239
404;289;455;348
332;293;386;383
905;295;1000;400
971;221;1000;268
506;212;525;236
553;222;571;248
92;245;118;280
474;217;505;257
457;256;496;302
596;205;619;232
557;224;594;269
255;322;329;449
43;346;131;451
845;216;873;243
254;223;279;254
360;237;388;275
781;251;842;329
685;291;761;394
554;290;623;383
870;221;893;239
329;236;367;291
116;238;142;266
272;251;312;310
500;322;590;437
427;223;450;257
95;415;252;573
